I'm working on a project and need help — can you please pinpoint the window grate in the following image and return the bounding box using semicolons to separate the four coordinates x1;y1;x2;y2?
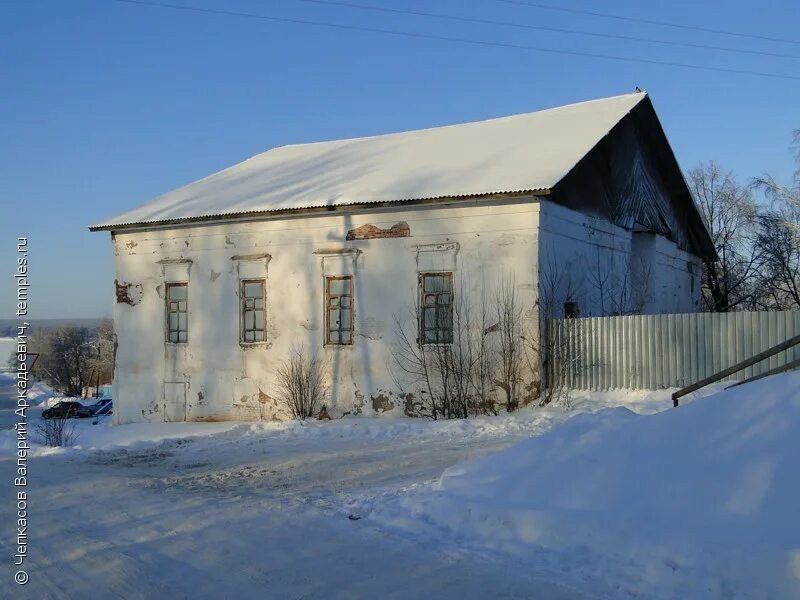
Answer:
419;272;453;344
166;283;188;343
325;276;353;345
241;279;266;343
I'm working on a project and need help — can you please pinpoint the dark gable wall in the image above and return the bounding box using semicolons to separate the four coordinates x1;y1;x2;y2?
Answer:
549;97;716;261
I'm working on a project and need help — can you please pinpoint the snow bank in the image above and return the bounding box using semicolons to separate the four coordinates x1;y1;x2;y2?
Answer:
0;416;243;456
0;371;105;409
237;386;696;442
371;373;800;598
1;386;687;456
0;371;55;405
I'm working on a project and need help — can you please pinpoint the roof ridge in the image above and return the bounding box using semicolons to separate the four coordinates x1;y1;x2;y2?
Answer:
273;91;647;152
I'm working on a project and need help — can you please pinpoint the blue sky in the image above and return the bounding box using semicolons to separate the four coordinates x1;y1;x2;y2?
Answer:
1;0;798;319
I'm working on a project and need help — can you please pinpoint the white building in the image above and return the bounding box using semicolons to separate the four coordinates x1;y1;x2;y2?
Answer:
91;92;715;424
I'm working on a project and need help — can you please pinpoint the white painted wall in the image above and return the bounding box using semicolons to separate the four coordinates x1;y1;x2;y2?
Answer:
110;198;541;424
109;198;703;424
537;202;702;319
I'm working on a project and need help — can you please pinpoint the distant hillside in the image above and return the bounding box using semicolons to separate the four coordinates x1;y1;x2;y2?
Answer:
0;318;107;338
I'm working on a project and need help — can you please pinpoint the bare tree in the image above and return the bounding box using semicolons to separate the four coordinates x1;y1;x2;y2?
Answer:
471;280;498;416
274;344;327;420
391;273;498;419
751;131;800;309
540;318;585;408
423;274;481;419
494;273;523;412
531;249;586;406
754;212;800;309
585;248;652;316
391;307;440;418
30;327;94;396
688;161;761;312
91;318;115;389
754;130;800;217
20;322;114;397
536;249;584;322
35;415;79;448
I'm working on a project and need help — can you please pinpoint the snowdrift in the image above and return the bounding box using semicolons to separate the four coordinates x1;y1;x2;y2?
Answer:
383;373;800;598
1;386;683;456
0;372;56;406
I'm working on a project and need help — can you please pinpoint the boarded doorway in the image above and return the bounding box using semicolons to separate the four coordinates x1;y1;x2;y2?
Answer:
163;382;187;422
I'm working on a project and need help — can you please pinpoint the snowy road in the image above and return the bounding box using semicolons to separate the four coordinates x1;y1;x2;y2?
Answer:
2;418;597;600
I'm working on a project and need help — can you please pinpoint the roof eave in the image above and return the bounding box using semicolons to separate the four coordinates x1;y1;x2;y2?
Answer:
88;188;551;232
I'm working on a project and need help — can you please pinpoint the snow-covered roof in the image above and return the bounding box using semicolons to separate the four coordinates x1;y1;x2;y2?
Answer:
91;92;647;230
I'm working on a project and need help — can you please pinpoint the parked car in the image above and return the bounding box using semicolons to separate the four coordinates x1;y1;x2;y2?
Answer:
42;401;92;419
88;398;113;415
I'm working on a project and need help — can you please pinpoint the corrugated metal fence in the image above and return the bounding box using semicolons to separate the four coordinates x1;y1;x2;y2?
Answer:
546;311;800;390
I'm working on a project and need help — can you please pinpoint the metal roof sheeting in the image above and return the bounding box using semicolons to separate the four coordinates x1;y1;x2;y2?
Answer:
90;92;646;231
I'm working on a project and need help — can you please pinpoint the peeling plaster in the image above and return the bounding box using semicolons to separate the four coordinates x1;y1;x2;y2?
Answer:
400;393;421;417
352;389;365;415
371;393;394;413
115;280;143;306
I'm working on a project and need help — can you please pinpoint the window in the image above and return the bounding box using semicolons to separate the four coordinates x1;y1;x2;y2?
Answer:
325;276;353;345
241;279;266;343
563;301;579;319
166;283;188;343
420;272;453;344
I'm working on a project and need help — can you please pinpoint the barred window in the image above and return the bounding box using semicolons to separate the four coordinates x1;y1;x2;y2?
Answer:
241;279;266;343
166;283;188;343
420;272;453;344
325;276;353;345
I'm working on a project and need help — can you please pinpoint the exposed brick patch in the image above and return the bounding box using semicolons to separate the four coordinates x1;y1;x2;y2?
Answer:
346;221;410;241
115;280;143;306
371;393;394;413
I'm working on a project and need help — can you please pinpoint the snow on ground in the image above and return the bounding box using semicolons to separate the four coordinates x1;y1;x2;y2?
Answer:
0;337;15;364
0;372;56;431
0;385;705;456
0;371;85;430
357;373;800;599
0;371;55;405
0;381;755;600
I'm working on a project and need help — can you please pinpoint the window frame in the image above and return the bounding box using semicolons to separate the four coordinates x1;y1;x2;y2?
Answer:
418;271;454;345
563;301;580;319
240;278;267;345
165;282;189;344
324;275;354;346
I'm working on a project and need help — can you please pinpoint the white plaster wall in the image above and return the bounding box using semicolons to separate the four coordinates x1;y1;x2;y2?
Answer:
110;198;541;424
537;201;702;319
642;233;703;314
